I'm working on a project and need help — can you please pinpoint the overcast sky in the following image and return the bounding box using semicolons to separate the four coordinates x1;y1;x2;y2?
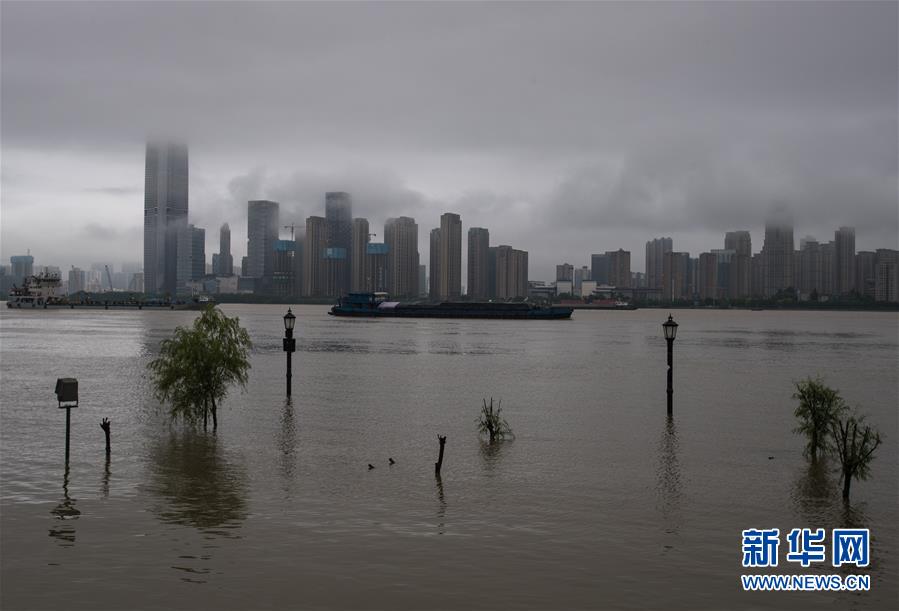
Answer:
2;1;896;280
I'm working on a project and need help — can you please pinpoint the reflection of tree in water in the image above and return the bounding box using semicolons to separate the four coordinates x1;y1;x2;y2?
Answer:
479;439;508;475
49;468;80;546
435;474;446;535
655;416;682;536
146;431;247;535
791;460;868;529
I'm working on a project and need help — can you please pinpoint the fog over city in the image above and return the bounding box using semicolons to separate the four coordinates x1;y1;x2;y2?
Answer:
2;1;896;278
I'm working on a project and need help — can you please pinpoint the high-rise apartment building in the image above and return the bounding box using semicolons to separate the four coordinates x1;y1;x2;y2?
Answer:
724;231;752;257
143;142;188;295
761;213;794;298
366;243;389;292
9;255;34;285
607;249;631;288
176;224;205;294
644;238;672;290
272;239;297;297
662;252;690;301
216;223;233;276
247;200;280;283
325;192;353;295
725;231;752;299
467;227;490;300
419;265;427;297
438;213;462;300
429;228;441;300
495;245;528;299
855;251;877;299
698;252;718;302
303;216;327;297
351;218;370;292
384;216;419;298
591;254;610;285
833;226;856;296
798;238;822;298
874;249;898;302
556;263;574;282
820;242;835;297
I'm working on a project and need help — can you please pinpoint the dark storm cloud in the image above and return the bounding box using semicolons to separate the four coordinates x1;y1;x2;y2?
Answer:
1;1;896;274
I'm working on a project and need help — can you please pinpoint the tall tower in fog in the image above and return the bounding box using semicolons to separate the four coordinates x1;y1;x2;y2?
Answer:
761;208;794;298
467;227;490;299
834;226;856;296
143;141;188;295
384;216;419;298
247;200;280;281
217;223;233;276
439;212;462;299
325;192;353;295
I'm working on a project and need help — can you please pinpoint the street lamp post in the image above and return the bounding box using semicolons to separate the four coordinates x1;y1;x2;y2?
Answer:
283;308;296;396
662;314;678;416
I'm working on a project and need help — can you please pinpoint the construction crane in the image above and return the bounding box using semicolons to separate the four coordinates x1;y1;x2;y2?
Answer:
284;224;297;240
105;265;114;291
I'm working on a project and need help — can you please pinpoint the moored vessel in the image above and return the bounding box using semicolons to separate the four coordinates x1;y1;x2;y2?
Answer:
5;273;212;310
329;292;573;319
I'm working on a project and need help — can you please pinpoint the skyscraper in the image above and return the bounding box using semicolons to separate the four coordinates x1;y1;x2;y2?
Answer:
366;243;389;292
429;228;441;300
834;226;856;296
644;238;672;290
439;213;462;300
325;192;353;295
467;227;490;299
725;231;752;299
556;263;574;282
216;223;233;276
9;255;34;285
246;200;280;284
662;252;690;301
494;246;529;299
607;249;631;288
176;224;205;294
384;216;419;298
724;231;752;257
351;218;370;292
143;141;188;295
591;253;610;285
303;216;327;297
762;210;794;298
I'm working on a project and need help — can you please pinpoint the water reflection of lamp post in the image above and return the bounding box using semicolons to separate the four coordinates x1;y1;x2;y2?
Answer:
662;314;678;416
283;308;296;397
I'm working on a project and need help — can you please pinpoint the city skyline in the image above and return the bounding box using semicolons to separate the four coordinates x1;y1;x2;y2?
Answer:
1;2;896;278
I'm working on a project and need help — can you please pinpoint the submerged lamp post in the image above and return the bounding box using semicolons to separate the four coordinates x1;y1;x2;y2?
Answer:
283;308;296;397
54;378;78;465
662;314;678;416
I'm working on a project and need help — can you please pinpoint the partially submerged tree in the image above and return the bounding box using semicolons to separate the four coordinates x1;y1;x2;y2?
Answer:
148;306;252;428
793;377;846;462
830;413;882;501
476;398;513;443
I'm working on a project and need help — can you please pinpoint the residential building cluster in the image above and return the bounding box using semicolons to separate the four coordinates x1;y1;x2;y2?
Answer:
2;141;896;304
549;222;898;304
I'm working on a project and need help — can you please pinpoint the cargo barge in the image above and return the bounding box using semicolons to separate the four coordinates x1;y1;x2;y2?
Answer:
329;292;573;319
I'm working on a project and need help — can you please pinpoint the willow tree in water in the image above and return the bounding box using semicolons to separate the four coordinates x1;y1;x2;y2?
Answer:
830;413;882;501
793;377;846;462
148;306;252;428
